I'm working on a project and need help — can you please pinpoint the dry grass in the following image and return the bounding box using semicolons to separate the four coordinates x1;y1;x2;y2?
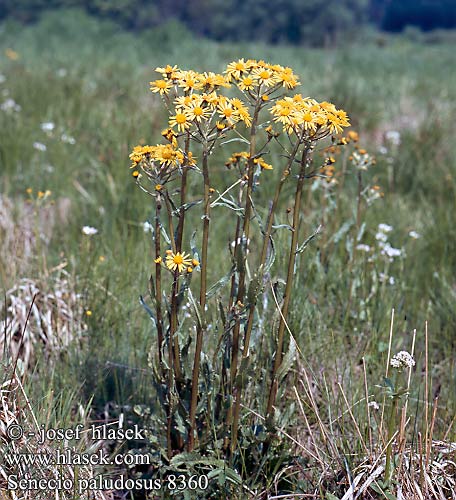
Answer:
1;272;87;370
0;364;111;500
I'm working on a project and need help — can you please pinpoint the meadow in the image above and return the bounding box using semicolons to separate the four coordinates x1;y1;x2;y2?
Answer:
0;9;455;499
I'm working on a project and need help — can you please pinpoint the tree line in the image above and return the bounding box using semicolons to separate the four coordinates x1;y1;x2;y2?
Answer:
2;0;455;44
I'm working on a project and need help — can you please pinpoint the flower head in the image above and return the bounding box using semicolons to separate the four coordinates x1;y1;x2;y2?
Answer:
165;251;192;273
150;79;173;95
390;351;415;370
82;226;98;236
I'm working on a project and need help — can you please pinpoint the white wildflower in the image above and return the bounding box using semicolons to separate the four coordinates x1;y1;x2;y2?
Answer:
409;230;421;239
391;351;415;370
356;244;371;252
378;223;393;233
368;401;380;410
0;74;6;84
379;273;395;285
61;133;76;144
41;122;55;132
375;231;388;242
1;98;21;113
33;142;47;152
381;243;402;259
56;68;67;77
82;226;98;236
142;221;153;233
378;146;388;155
385;130;401;146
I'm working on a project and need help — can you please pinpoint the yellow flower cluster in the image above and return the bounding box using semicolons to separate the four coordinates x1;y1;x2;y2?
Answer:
225;151;273;171
270;95;350;137
225;58;300;90
151;66;230;95
168;93;252;130
156;250;200;274
129;144;185;169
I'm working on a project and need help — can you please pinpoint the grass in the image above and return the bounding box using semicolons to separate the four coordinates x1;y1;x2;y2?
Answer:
0;8;455;499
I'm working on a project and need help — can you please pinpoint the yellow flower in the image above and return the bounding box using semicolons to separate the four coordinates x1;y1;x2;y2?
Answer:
277;68;300;89
169;112;191;132
238;76;256;91
166;251;192;273
5;48;19;60
86;310;92;317
176;70;203;91
254;158;273;170
155;65;180;79
231;98;252;126
225;59;248;81
187;267;193;273
99;255;106;262
184;101;210;122
150;79;173;95
161;128;178;147
155;184;162;191
192;258;200;267
154;256;162;264
132;170;139;177
348;130;359;142
26;187;33;195
252;67;279;87
200;72;230;89
217;98;238;123
271;98;295;125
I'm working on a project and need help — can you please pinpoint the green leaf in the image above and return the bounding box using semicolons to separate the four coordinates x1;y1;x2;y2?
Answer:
277;336;297;383
297;225;322;254
206;265;236;300
139;295;156;325
170;452;226;469
330;220;353;243
188;289;204;329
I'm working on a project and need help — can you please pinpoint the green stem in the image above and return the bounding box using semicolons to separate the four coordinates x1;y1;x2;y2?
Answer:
266;145;310;417
385;396;398;484
155;198;164;369
229;104;261;453
176;133;191;252
188;148;210;451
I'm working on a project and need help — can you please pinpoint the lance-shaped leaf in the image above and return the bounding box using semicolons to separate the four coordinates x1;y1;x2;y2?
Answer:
140;295;156;325
296;225;322;254
206;265;236;300
172;199;203;216
188;288;204;329
277;335;297;384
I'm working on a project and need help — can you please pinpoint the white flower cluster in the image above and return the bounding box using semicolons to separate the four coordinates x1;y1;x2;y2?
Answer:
1;98;21;113
82;226;98;236
375;223;404;262
390;350;415;369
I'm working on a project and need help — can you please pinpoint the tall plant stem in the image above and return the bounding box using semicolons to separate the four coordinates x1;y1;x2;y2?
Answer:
385;396;398;484
230;140;304;452
188;148;210;451
163;193;182;384
228;104;261;452
176;133;191;251
266;145;310;417
154;198;164;369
